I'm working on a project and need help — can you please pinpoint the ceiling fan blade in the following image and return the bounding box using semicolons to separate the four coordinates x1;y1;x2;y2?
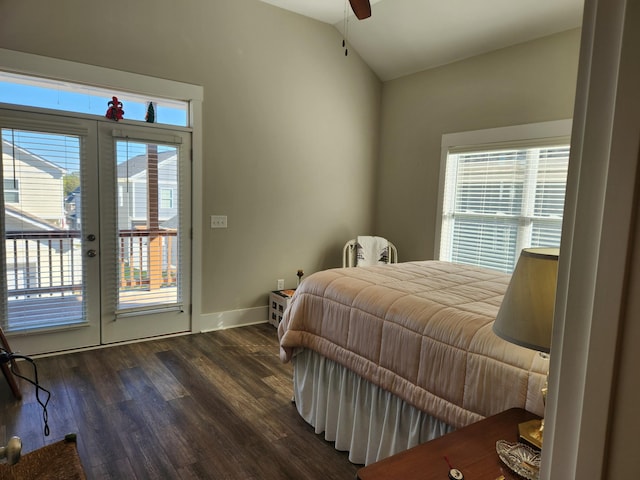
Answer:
348;0;371;20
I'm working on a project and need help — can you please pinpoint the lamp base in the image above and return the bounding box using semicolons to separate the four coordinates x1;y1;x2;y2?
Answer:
518;419;543;450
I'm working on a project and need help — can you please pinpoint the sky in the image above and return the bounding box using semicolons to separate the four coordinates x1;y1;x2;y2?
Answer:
0;79;187;127
1;80;185;166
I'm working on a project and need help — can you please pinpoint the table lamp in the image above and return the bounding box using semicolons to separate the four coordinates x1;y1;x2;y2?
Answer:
492;247;559;449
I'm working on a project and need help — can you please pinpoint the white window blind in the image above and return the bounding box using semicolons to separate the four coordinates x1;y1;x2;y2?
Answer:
1;127;85;331
113;138;182;316
439;144;570;273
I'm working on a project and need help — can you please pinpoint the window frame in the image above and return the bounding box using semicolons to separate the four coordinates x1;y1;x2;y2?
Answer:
160;188;174;209
435;120;572;271
3;178;19;203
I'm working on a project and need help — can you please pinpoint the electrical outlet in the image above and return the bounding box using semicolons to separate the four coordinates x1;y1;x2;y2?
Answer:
210;215;227;228
277;279;285;290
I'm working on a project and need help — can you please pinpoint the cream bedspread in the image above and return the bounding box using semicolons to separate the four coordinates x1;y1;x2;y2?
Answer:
278;261;548;429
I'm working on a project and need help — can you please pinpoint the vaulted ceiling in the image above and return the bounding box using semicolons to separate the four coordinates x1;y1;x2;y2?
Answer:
260;0;584;81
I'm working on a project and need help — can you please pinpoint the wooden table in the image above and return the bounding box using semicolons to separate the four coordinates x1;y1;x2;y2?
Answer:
356;408;540;480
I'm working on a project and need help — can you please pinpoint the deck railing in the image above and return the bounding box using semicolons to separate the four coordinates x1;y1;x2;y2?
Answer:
5;229;177;299
118;229;178;290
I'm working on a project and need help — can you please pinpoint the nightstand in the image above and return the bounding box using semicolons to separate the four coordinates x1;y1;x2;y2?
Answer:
268;289;295;327
356;408;540;480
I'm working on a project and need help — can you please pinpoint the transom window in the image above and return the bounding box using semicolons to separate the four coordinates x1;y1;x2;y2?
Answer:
437;121;571;273
0;71;188;127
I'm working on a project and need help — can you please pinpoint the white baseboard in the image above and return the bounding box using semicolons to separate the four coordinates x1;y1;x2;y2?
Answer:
198;305;269;333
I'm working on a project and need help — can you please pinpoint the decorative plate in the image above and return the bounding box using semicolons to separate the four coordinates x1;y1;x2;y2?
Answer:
496;440;541;480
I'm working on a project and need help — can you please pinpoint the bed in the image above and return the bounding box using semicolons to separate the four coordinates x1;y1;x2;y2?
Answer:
277;260;548;465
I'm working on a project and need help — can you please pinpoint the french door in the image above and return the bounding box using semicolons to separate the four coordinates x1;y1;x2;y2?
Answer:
0;108;191;355
98;123;191;344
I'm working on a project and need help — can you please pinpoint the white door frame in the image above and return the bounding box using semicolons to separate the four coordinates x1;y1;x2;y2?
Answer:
0;48;204;351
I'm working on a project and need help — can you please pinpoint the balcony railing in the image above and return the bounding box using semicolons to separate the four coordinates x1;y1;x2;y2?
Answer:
5;229;177;299
118;229;178;290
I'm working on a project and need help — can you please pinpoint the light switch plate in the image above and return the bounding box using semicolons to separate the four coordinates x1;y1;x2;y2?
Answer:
211;215;227;228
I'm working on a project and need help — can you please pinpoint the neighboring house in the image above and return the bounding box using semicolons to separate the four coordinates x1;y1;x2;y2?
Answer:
116;150;179;288
1;139;67;228
64;186;81;230
2;139;78;296
116;149;178;231
64;150;179;232
4;204;59;233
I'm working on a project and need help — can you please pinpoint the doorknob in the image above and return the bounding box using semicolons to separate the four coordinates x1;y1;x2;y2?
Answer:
87;234;96;241
87;249;97;257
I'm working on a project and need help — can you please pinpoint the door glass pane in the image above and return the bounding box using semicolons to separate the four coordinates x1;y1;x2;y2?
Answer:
115;140;181;313
1;128;84;331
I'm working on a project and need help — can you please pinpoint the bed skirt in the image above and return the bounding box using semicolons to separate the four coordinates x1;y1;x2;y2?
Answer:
292;348;454;465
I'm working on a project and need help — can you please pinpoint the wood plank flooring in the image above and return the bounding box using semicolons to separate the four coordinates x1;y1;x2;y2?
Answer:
0;324;359;479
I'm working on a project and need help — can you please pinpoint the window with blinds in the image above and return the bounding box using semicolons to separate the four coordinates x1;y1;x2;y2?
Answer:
439;144;570;273
114;139;182;316
1;127;85;331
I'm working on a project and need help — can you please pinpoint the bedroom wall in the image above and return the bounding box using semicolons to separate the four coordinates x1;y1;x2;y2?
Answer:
0;0;382;327
375;28;581;262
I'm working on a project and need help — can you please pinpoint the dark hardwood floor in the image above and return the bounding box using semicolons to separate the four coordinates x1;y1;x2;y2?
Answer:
0;324;360;479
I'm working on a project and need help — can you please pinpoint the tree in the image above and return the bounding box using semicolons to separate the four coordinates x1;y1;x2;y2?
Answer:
63;173;80;197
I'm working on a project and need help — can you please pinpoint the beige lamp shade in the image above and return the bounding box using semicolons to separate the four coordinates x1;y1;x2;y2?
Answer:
493;247;559;353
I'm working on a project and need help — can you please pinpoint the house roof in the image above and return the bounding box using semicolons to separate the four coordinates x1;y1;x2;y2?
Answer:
1;139;67;177
4;204;60;231
160;215;178;230
116;150;176;179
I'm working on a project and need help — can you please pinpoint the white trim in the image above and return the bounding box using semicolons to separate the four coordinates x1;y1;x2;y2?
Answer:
435;120;572;259
440;120;572;152
28;330;193;360
198;306;270;332
542;0;639;477
189;100;203;333
0;48;203;102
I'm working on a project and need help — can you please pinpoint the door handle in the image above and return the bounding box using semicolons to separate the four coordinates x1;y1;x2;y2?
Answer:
87;249;97;258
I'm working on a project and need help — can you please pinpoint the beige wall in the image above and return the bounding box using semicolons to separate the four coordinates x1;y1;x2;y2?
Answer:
375;29;581;261
0;0;382;321
0;2;583;327
4;2;637;473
